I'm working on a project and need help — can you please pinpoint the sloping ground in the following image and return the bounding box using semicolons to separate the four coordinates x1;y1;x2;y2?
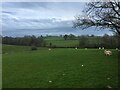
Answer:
2;45;118;88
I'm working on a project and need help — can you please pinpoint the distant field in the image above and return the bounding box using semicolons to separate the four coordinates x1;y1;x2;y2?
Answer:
2;45;118;88
44;36;101;47
44;37;79;47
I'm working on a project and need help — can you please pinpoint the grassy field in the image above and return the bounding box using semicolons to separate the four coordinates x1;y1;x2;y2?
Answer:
2;45;118;88
44;36;79;47
44;36;102;47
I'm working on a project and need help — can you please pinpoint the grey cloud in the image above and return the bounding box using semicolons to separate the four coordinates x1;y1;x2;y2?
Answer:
2;26;113;37
2;11;15;15
2;2;113;36
2;2;49;10
2;13;73;30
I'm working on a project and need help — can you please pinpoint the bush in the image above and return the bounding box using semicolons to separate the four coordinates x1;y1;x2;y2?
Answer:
31;46;37;51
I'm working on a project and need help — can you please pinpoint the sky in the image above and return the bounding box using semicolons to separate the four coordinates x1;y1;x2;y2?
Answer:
1;2;114;37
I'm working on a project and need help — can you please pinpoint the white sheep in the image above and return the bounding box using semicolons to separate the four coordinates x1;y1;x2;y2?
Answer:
75;47;77;49
116;48;118;50
85;48;87;50
48;48;51;50
49;80;52;83
99;47;101;49
107;85;112;88
104;50;112;56
102;47;104;49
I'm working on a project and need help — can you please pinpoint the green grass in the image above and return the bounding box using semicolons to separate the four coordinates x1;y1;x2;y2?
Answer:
2;44;31;53
44;36;64;41
2;45;118;88
46;40;79;47
44;36;102;47
0;44;1;89
44;37;79;47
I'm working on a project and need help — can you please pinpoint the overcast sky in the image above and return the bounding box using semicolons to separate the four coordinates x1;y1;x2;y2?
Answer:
1;2;113;36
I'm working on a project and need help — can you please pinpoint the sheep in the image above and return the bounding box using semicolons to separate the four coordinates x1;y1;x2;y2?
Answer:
116;48;118;50
99;47;101;49
85;48;87;50
107;85;112;88
75;47;77;49
49;80;52;83
48;48;51;50
102;47;104;49
104;50;112;56
62;73;66;76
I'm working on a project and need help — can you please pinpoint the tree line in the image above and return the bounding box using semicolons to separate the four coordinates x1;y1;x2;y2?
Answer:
2;34;119;49
63;34;77;40
2;35;46;47
62;34;119;49
78;34;119;49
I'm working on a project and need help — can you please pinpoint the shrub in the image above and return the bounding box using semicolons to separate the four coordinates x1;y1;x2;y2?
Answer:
31;46;37;51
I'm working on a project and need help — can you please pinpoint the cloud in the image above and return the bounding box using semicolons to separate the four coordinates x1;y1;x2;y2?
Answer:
2;11;15;15
1;2;113;36
2;2;46;9
2;2;84;19
2;15;73;31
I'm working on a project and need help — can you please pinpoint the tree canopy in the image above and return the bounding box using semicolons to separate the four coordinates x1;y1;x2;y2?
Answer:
73;0;120;35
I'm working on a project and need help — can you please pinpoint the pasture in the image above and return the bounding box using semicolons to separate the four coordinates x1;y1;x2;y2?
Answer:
2;45;118;88
44;36;102;47
44;36;79;47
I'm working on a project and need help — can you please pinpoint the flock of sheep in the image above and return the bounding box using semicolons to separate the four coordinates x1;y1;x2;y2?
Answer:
48;47;119;56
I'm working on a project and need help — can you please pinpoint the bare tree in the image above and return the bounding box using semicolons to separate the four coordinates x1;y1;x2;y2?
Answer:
73;0;120;35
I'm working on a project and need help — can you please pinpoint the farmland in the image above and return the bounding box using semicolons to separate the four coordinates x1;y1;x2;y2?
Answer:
44;36;79;47
2;45;118;88
2;1;120;89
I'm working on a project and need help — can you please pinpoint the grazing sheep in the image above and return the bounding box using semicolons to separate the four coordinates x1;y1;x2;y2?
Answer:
48;48;51;50
116;48;118;50
85;48;87;50
99;47;101;49
75;47;77;49
102;47;104;49
49;81;52;83
104;50;112;56
107;85;112;88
